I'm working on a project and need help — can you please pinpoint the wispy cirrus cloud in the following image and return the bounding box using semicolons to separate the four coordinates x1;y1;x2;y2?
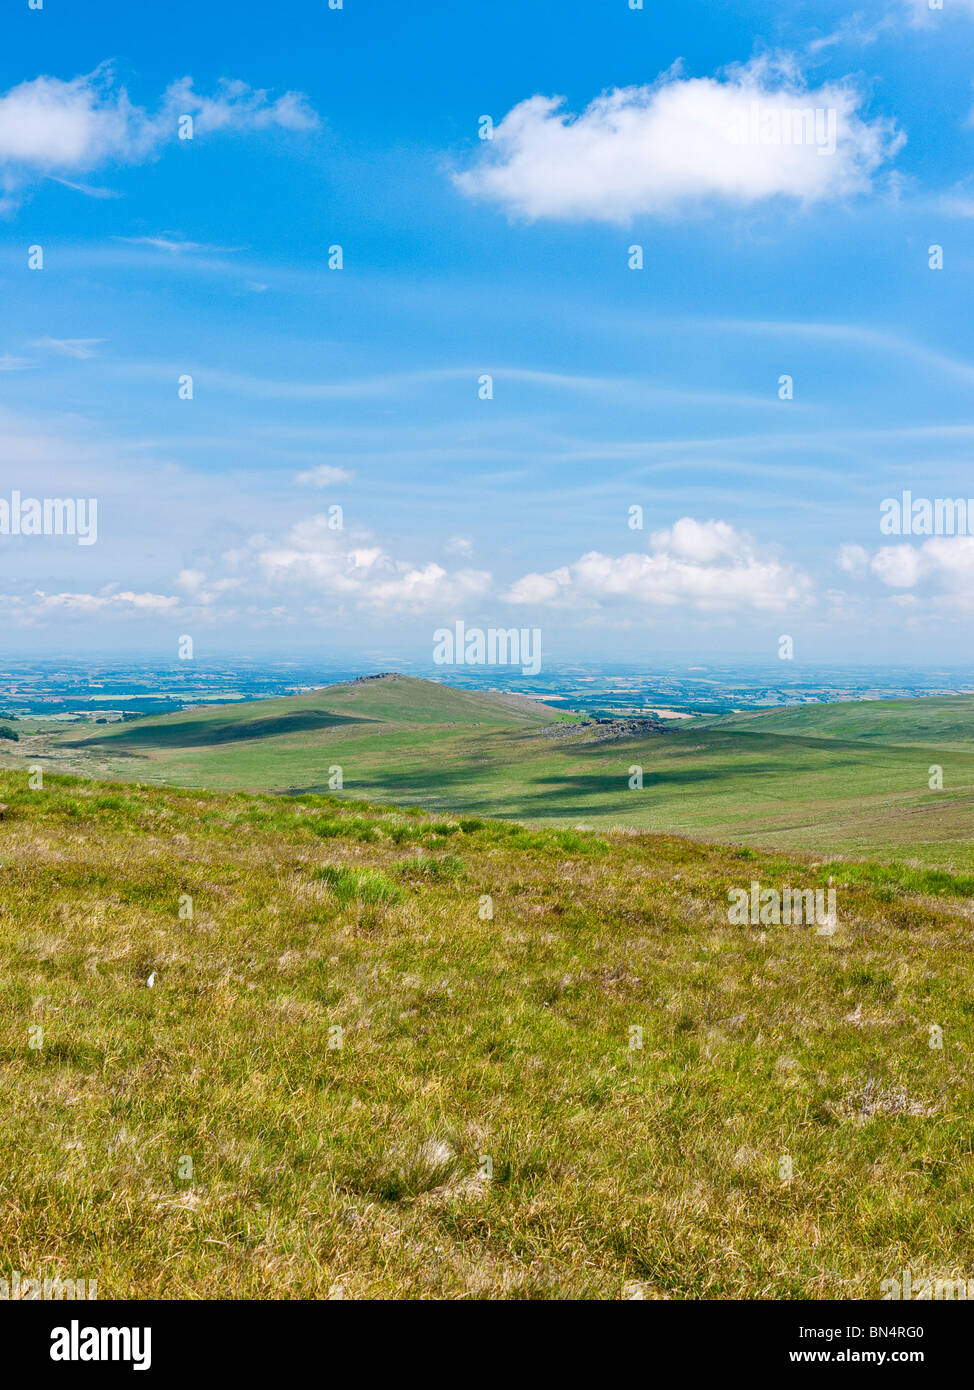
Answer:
700;317;974;387
117;360;792;410
116;236;242;255
48;175;122;199
33;337;104;359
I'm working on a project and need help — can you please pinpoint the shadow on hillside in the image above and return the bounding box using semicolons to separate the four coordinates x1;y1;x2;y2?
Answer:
71;709;369;750
284;751;826;817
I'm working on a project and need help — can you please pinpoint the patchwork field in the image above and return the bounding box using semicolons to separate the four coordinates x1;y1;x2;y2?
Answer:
1;769;972;1298
8;675;974;874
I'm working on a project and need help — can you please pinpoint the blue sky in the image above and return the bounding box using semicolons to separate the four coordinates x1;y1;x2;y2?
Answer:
1;0;974;667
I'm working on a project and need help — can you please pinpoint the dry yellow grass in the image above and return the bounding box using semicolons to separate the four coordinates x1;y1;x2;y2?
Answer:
1;770;972;1298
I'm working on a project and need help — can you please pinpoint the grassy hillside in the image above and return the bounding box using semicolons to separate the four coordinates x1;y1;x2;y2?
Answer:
1;768;972;1298
12;675;974;875
701;696;974;751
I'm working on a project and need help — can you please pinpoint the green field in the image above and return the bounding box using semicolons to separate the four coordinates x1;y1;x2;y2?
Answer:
10;675;974;875
1;768;972;1298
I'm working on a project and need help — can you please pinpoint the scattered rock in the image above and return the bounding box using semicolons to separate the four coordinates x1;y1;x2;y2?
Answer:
539;717;667;744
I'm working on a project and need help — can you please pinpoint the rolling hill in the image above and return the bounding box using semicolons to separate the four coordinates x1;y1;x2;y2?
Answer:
7;674;974;874
700;695;974;750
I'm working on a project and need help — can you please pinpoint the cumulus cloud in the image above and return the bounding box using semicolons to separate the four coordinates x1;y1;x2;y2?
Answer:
455;56;902;222
837;543;870;575
652;516;745;563
869;537;974;597
870;545;926;589
504;517;811;611
504;566;573;606
253;514;492;614
836;537;974;613
0;66;318;209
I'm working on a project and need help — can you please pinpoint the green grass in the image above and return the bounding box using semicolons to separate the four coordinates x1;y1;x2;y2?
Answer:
0;767;972;1298
313;863;402;905
701;695;974;750
11;675;974;875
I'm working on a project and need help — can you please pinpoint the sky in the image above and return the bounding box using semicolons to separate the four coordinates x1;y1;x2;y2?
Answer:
1;0;973;668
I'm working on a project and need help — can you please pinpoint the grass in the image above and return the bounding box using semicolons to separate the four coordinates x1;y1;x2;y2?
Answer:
313;863;402;905
8;675;974;875
0;767;972;1299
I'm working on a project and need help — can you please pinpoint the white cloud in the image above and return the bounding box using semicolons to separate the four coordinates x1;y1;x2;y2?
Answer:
254;514;492;614
504;518;811;611
0;66;318;209
295;464;354;486
939;189;974;218
176;569;207;592
49;176;121;199
650;516;742;563
505;567;572;605
33;337;103;359
172;571;243;606
165;78;317;135
870;545;926;588
846;537;974;610
117;236;239;254
708;317;974;387
444;535;474;557
876;537;974;589
455;57;902;222
32;589;179;612
920;536;974;586
837;543;870;575
365;562;489;609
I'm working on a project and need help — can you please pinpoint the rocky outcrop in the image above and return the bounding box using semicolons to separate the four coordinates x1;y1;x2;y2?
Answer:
538;717;668;744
